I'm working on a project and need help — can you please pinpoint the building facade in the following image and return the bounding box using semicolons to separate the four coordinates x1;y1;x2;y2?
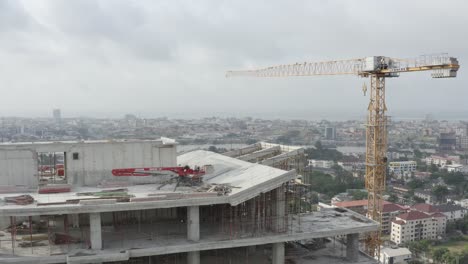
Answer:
391;211;446;245
308;159;334;169
379;247;412;264
388;161;417;178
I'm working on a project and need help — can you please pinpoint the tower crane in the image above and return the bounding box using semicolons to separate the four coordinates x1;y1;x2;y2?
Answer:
226;54;459;257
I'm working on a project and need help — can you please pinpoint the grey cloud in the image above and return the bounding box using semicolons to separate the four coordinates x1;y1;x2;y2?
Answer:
0;0;466;118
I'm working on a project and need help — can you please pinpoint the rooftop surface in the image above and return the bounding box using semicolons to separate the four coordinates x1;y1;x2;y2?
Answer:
0;150;295;216
0;137;176;147
334;200;375;207
380;247;411;257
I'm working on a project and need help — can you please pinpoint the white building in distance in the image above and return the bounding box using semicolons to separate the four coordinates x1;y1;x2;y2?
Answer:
391;211;446;245
388;161;417;178
379;247;412;264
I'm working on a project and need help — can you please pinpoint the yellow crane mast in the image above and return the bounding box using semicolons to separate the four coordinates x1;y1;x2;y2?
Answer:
226;54;459;257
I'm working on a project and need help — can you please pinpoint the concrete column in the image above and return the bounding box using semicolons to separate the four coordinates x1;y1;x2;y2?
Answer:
89;213;102;250
272;242;285;264
187;251;200;264
187;206;200;241
275;186;285;232
346;233;359;262
70;214;79;228
187;206;200;264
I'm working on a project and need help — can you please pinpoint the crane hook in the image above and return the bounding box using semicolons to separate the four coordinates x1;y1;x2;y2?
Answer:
362;82;367;96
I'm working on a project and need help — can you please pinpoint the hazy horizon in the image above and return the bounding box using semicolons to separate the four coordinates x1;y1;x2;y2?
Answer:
2;108;468;122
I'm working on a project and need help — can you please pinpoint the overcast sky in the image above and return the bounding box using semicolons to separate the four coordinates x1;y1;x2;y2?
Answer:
0;0;466;120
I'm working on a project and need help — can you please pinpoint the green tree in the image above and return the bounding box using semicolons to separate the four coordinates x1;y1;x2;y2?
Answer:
407;240;430;258
432;248;449;263
305;143;344;161
443;172;465;186
407;179;425;190
315;140;323;150
351;190;368;200
388;194;399;203
413;196;426;203
432;185;449;203
429;163;439;173
414;149;423;159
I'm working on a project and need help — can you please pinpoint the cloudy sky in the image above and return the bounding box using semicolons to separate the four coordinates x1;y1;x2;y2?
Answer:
0;0;466;119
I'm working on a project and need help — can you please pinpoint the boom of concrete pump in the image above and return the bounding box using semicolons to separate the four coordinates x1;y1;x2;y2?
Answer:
226;54;459;257
112;166;206;182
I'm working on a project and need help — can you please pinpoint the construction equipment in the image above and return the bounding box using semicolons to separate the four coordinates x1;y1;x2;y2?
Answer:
112;165;206;183
226;54;459;257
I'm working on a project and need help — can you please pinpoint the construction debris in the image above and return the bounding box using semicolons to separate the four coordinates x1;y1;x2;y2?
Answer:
21;233;48;241
18;241;47;248
4;194;34;205
198;183;237;196
77;188;128;196
98;180;131;188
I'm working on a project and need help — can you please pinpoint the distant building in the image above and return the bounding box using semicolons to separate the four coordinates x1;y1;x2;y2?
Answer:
391;185;411;202
438;132;457;151
454;199;468;209
52;108;61;123
379;247;412;264
381;203;408;234
412;202;466;223
414;190;437;205
413;171;432;180
389;161;417;178
435;204;467;222
458;136;468;150
391;211;446;244
325;127;336;140
424;155;460;167
308;159;334;169
333;199;407;234
444;164;463;172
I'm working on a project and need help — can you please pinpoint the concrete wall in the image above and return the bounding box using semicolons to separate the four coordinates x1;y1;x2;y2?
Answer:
0;149;37;187
0;139;177;187
61;141;176;186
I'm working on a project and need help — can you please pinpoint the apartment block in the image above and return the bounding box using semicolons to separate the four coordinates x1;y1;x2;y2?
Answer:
391;211;446;245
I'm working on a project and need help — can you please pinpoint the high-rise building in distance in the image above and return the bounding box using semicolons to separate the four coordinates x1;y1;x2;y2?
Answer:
325;127;336;140
53;108;61;123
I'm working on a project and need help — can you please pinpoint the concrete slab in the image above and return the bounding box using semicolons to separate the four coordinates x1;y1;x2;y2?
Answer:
0;151;295;216
0;209;378;263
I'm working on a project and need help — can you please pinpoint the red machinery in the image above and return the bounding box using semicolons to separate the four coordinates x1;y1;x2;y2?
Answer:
111;166;206;182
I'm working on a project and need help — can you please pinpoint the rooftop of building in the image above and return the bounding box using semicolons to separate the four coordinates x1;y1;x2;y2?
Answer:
414;189;434;196
412;203;438;213
334;200;406;213
392;220;406;225
397;210;432;221
222;142;305;167
382;203;407;213
0;137;177;148
435;203;466;212
0;150;295;216
412;203;466;214
380;247;411;257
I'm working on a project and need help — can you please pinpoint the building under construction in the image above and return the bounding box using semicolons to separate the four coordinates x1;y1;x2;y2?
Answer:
0;139;378;264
